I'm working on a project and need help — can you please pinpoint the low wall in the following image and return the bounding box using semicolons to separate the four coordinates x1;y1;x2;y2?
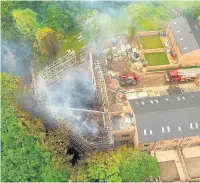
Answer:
136;35;142;50
144;48;167;53
137;30;165;37
177;147;190;181
146;63;180;72
180;63;200;67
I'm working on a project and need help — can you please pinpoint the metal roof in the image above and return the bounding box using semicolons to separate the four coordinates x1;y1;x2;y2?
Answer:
129;92;200;143
169;17;200;54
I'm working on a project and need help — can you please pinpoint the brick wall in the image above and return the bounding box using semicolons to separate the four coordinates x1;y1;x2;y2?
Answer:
180;49;200;66
143;48;167;53
146;63;180;71
138;136;200;152
166;25;181;61
113;129;135;142
138;30;165;37
179;136;200;148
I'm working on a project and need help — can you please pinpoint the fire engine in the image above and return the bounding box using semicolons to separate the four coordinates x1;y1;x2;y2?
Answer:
120;73;139;85
166;69;199;82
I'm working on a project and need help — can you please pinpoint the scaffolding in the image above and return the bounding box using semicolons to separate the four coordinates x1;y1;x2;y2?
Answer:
31;50;114;154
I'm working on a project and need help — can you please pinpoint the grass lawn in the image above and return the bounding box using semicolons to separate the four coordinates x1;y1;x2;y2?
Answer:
140;35;164;49
144;52;169;66
56;30;84;58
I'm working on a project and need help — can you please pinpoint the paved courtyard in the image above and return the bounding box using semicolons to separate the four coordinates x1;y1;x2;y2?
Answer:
155;150;187;181
159;161;180;182
182;146;200;179
184;157;200;179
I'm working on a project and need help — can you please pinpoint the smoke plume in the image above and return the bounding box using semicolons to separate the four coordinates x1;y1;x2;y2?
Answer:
36;59;101;137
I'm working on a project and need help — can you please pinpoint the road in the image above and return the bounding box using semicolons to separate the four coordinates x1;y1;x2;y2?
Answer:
118;72;195;90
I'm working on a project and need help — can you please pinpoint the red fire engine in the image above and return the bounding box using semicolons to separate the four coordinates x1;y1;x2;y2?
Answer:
120;73;139;85
166;69;199;82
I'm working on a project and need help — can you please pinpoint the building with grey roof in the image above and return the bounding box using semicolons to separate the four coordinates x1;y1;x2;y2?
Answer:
169;17;200;54
167;17;200;66
128;92;200;151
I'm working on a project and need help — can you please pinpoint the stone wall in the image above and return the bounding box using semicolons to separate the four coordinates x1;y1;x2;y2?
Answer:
143;48;167;53
137;30;165;36
146;63;180;72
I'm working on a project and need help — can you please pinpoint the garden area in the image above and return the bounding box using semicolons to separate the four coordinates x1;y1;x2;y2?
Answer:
140;35;164;49
56;30;84;58
144;52;169;66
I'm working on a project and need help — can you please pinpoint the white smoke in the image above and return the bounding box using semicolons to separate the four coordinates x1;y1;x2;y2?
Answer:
36;59;101;137
1;41;32;81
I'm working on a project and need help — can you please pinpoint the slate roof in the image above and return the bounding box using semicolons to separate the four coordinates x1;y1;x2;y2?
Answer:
169;17;200;54
129;92;200;143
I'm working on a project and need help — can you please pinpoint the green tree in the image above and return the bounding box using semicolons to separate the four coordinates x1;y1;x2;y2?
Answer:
120;150;161;182
12;8;38;41
70;146;160;182
42;4;72;34
1;1;23;40
17;109;46;142
76;9;99;29
44;122;72;170
1;73;70;182
69;160;89;182
180;2;200;19
33;27;64;56
41;151;70;182
77;10;114;42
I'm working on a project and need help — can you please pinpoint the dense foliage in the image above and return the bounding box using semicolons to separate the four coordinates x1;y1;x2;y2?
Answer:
34;27;64;56
1;1;23;40
1;1;200;182
1;73;70;182
12;9;39;41
42;4;72;34
70;146;161;182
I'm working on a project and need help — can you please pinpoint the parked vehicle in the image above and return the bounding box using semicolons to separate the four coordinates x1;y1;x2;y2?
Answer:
119;73;139;85
166;68;198;82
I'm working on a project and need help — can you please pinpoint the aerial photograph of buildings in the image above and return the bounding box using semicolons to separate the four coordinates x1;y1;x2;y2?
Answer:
1;0;200;182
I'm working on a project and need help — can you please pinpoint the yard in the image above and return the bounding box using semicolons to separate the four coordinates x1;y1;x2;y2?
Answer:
56;30;84;58
184;157;200;179
34;30;85;74
159;161;180;182
140;36;164;49
144;52;169;66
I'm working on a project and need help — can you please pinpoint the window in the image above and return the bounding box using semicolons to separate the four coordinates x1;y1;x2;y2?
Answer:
173;140;178;143
142;149;148;152
144;144;150;147
156;148;161;151
165;147;170;150
186;138;191;142
158;142;164;145
182;144;187;148
191;142;200;147
122;134;130;138
122;140;129;145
